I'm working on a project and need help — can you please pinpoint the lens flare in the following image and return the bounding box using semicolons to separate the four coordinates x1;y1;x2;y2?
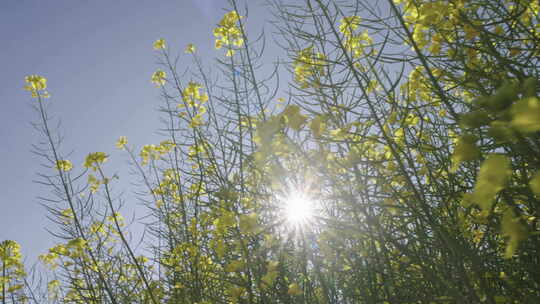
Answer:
284;192;314;225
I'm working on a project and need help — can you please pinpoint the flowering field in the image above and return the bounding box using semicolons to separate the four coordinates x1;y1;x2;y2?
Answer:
2;0;540;303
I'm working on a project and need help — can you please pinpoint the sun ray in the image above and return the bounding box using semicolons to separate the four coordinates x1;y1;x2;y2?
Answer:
284;192;314;225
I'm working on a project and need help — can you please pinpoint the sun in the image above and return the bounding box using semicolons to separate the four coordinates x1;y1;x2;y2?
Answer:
272;176;321;232
284;192;314;226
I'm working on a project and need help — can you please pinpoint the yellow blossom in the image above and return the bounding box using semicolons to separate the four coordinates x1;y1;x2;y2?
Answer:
24;75;47;91
190;114;204;128
140;144;160;165
88;174;101;193
151;70;167;87
339;16;361;36
185;43;196;53
55;159;73;172
24;74;49;98
293;46;326;88
153;38;166;50
214;11;244;54
158;140;176;154
116;136;128;150
84;152;108;171
67;238;87;250
0;240;25;282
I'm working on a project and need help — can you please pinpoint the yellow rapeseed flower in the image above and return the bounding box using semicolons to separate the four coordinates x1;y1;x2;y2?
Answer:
214;10;244;55
158;140;176;154
55;159;73;172
140;144;160;165
88;174;101;193
116;136;128;150
339;16;361;36
24;74;49;98
151;70;167;87
0;240;24;275
185;43;196;54
153;38;166;50
84;152;108;171
293;46;327;88
24;74;47;90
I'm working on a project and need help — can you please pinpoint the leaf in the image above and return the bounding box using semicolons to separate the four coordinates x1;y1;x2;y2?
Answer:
487;121;517;144
450;135;481;172
288;283;302;296
488;81;519;111
459;110;490;129
310;115;326;138
254;116;282;145
522;77;537;98
472;154;510;213
281;105;307;131
225;260;245;272
501;208;527;259
227;286;245;299
529;170;540;195
261;270;278;287
510;97;540;133
215;240;226;259
239;213;259;234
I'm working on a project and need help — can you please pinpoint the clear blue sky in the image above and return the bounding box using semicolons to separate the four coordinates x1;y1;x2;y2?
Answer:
0;0;268;262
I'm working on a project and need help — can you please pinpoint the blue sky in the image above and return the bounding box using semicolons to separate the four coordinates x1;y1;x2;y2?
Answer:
0;0;269;262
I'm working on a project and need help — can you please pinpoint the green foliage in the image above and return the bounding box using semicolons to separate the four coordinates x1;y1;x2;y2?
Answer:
472;154;510;214
451;134;481;172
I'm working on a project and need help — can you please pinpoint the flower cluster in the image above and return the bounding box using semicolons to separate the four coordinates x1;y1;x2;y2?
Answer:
153;38;166;50
39;238;88;270
84;152;108;171
185;43;196;54
140;140;177;165
116;136;128;150
55;159;73;172
179;82;209;128
152;169;181;203
87;174;102;193
338;16;372;58
214;10;244;56
151;70;167;87
0;240;26;295
24;74;49;98
293;46;327;88
339;16;361;36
